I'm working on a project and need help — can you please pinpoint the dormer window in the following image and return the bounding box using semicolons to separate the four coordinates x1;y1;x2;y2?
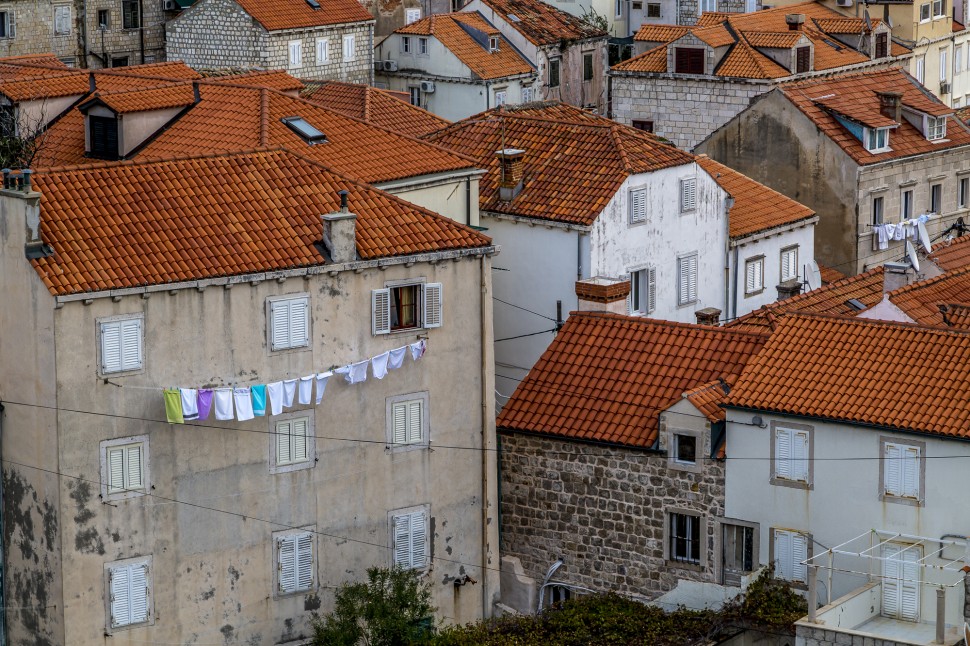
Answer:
282;116;327;145
795;46;810;73
489;36;499;51
865;127;890;153
89;115;119;160
927;116;946;140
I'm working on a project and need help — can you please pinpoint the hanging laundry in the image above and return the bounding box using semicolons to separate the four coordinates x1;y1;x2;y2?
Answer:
234;387;255;421
917;213;931;224
163;388;185;424
251;384;267;417
410;339;427;361
267;381;284;416
213;388;234;421
891;224;906;241
885;223;897;241
298;376;314;405
315;371;332;404
371;352;390;380
388;346;408;370
283;378;298;407
873;224;889;251
334;365;351;381
349;360;369;384
197;389;214;421
917;220;932;252
180;388;199;421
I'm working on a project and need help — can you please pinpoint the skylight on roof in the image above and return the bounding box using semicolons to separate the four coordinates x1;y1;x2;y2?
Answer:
305;0;321;8
282;116;327;144
508;13;520;21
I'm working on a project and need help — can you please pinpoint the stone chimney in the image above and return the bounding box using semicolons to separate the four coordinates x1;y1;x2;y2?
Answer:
776;279;802;301
883;261;911;293
575;277;630;314
877;91;903;123
695;307;722;326
785;13;805;30
1;169;48;259
322;189;357;264
495;148;525;201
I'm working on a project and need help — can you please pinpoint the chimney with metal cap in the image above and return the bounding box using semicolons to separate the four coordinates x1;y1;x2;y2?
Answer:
322;189;357;264
785;13;805;30
883;261;911;293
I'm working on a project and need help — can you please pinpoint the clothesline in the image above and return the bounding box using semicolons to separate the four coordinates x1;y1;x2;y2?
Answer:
872;214;933;252
160;340;427;424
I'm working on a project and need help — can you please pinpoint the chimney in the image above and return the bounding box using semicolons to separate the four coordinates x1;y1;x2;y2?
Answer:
495;148;525;201
785;13;805;30
575;277;630;315
695;307;722;326
776;279;802;301
876;91;903;123
322;190;357;264
1;169;49;259
883;261;911;293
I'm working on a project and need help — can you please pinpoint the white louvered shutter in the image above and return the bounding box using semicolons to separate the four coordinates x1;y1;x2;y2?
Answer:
392;402;408;445
781;248;797;281
424;283;443;328
775;428;791;480
8;11;14;38
277;421;292;465
393;513;411;567
678;256;697;304
296;533;313;590
410;511;427;568
126;444;143;490
279;536;296;592
774;530;792;581
292;418;309;462
792;430;809;482
129;563;149;624
343;34;355;60
316;38;328;63
884;442;902;496
288;298;309;348
745;261;760;294
407;400;423;443
882;545;901;618
55;6;70;35
629;188;646;224
101;321;123;373
681;178;697;212
900;549;920;621
902;445;920;498
119;319;142;371
107;447;125;492
372;288;391;335
271;300;290;350
791;532;808;582
288;40;302;68
646;267;657;313
110;566;131;627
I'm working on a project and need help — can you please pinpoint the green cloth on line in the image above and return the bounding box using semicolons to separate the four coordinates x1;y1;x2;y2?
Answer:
163;388;184;424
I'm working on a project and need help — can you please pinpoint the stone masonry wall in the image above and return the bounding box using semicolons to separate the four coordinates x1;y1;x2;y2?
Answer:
796;624;913;646
499;432;725;599
84;0;167;67
264;23;373;82
166;0;265;70
610;73;768;151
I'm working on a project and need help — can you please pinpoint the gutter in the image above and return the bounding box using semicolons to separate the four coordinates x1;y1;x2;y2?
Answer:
497;426;667;454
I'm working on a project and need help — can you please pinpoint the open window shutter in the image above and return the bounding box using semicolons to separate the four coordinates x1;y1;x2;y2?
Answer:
110;566;131;627
627;272;636;314
372;289;391;335
289;41;301;67
8;11;14;38
681;178;696;211
292;418;309;461
792;532;808;582
271;301;290;350
129;563;149;624
407;400;423;443
775;428;791;480
410;511;427;568
900;549;920;621
678;258;689;304
646;267;656;313
424;283;443;328
902;446;920;498
279;536;296;592
882;544;901;618
792;430;809;481
344;35;355;59
277;421;292;464
687;256;697;302
101;321;123;373
107;447;125;492
884;442;902;496
296;533;313;590
392;403;408;445
125;445;143;490
316;38;328;62
289;298;309;348
774;530;792;580
630;189;646;223
393;514;411;567
120;319;142;371
745;262;757;293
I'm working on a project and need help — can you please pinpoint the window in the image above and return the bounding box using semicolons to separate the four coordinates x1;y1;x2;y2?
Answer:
403;36;413;54
106;558;152;629
780;246;798;282
489;35;499;51
927;116;946;140
920;2;931;20
583;52;594;81
930;182;942;213
122;0;140;28
632;119;654;133
940;49;948;81
773;529;808;583
549;58;560;87
373;282;442;334
674;47;705;74
876;32;888;58
699;0;717;12
268;295;310;351
405;7;421;23
647;2;661;16
632;1;642;8
873;195;884;225
97;8;109;29
521;86;534;103
615;0;622;17
281;116;326;144
315;37;329;63
409;86;420;106
916;56;925;83
744;256;764;295
273;415;312;470
387;392;429;450
54;5;70;36
629;267;656;314
101;436;148;500
288;40;302;69
902;188;914;218
680;177;696;212
343;34;356;61
865;127;889;152
495;89;507;106
111;56;129;68
721;522;757;586
958;46;965;72
882;543;920;621
418;37;428;55
89;115;119;160
629;187;646;224
771;423;811;486
99;314;143;374
933;0;945;17
795;46;810;73
668;512;701;565
276;531;314;594
391;507;429;569
881;438;924;502
959;177;969;208
672;433;697;464
677;254;698;305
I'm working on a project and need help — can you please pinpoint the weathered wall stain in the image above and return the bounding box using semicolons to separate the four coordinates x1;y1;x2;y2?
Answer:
67;480;104;555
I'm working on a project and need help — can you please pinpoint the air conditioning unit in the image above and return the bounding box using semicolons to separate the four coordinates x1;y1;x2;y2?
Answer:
382;60;398;72
941;81;951;94
420;80;436;93
835;0;853;7
161;0;180;11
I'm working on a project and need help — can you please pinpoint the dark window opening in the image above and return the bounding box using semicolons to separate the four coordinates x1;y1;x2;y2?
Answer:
111;56;129;67
89;115;119;160
875;33;888;58
647;2;661;16
632;119;654;133
795;46;810;73
674;434;697;464
583;53;593;81
97;9;109;28
0;11;12;38
549;59;561;87
122;0;140;29
391;285;421;330
872;195;884;225
674;47;704;74
722;524;754;586
931;183;942;214
669;512;701;564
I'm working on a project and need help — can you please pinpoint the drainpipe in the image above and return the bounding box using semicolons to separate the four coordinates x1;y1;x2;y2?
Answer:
486;81;491;110
138;0;145;63
724;195;733;322
80;0;89;68
731;245;739;320
0;402;6;646
465;177;471;227
479;254;490;620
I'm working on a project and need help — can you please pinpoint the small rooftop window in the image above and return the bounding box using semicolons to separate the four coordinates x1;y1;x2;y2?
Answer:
282;116;327;145
508;13;520;21
846;298;867;311
489;36;500;51
305;0;321;8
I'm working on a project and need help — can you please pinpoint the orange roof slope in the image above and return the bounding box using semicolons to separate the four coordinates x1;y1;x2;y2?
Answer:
474;0;606;45
90;84;197;114
30;150;490;296
301;81;450;137
205;70;305;93
779;68;970;164
885;266;970;326
727;314;970;438
929;234;970;271
426;102;693;225
818;263;846;285
497;312;768;448
684;378;733;422
696;156;814;238
397;13;534;80
727;266;885;332
233;0;372;30
939;303;970;329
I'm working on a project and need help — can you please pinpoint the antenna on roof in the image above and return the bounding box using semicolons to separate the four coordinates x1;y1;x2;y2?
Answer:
863;9;872;30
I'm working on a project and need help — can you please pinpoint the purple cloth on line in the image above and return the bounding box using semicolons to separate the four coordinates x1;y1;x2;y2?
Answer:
197;389;214;420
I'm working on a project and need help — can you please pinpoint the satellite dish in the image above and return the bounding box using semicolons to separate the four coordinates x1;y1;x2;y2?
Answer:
809;260;822;290
906;240;920;272
917;219;932;252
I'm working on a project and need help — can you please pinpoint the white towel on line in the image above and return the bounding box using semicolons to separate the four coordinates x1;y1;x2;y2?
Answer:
371;352;390;380
213;388;234;421
180;388;199;421
267;381;284;416
233;387;255;421
298;375;314;405
315;372;332;404
388;346;408;370
283;378;297;407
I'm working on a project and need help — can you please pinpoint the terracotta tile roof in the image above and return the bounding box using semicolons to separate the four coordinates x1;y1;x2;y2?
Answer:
938;303;970;329
884;266;970;326
301;81;450;137
812;17;875;34
812;93;898;128
696;12;731;27
928;233;970;271
818;263;846;284
695;155;815;238
727;266;885;332
778;68;970;165
86;84;197;114
684;378;733;422
955;19;966;32
0;53;69;67
426;102;695;225
496;312;768;448
716;39;791;78
0;73;89;101
397;13;534;80
232;0;372;31
473;0;606;45
726;313;970;438
612;44;668;73
957;105;970;125
742;31;803;48
29;149;490;296
633;24;690;42
205;70;305;93
693;23;736;48
97;61;202;81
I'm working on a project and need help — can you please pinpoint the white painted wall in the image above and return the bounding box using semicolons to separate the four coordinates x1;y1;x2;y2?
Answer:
724;409;970;623
729;222;816;319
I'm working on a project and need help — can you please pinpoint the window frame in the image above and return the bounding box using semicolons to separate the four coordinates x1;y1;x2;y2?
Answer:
677;253;698;306
315;37;329;63
771;528;811;586
628;266;657;315
780;246;798;283
873;195;885;225
402;35;412;54
121;0;140;29
875;32;888;59
744;255;765;296
274;528;315;596
494;89;507;106
674;47;705;74
940;48;948;82
104;556;154;632
97;8;109;28
266;293;311;353
100;435;150;502
374;279;441;335
667;428;702;473
664;508;706;569
405;7;422;23
927;116;946;140
549;58;561;88
930;182;942;214
53;5;71;36
718;518;759;585
864;127;890;153
521;86;534;103
795;46;810;73
583;52;594;81
632;119;654;133
920;2;931;21
959;176;969;208
97;312;145;376
680;177;697;213
389;505;431;570
879;436;925;506
288;39;303;69
628;186;647;224
769;420;813;489
916;56;925;83
270;413;315;474
408;85;421;106
933;0;945;17
385;392;430;452
418;37;428;55
647;2;661;17
902;188;914;219
343;34;356;61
